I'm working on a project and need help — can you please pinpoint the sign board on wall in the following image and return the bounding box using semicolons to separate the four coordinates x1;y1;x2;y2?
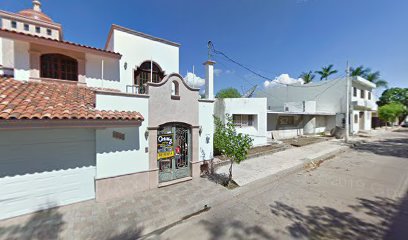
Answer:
112;131;125;140
157;134;174;160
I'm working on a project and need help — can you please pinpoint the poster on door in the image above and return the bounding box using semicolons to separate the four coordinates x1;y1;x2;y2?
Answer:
157;134;174;160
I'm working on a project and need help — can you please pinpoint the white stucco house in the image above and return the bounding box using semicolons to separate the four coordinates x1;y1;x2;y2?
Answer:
257;76;378;139
0;0;215;220
214;76;378;142
214;98;268;146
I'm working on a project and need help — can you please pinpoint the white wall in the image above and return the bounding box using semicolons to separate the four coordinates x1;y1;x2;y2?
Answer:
352;80;377;112
111;29;179;90
199;101;214;161
85;53;122;91
0;37;2;66
352;110;372;133
215;98;268;146
95;93;149;179
267;114;335;140
13;40;30;81
352;110;360;133
365;111;372;130
258;78;347;114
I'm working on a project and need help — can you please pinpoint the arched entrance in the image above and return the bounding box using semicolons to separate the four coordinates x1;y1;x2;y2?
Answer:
157;123;191;182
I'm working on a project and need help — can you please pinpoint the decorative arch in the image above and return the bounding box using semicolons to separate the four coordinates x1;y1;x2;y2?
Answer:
148;73;200;92
40;54;78;81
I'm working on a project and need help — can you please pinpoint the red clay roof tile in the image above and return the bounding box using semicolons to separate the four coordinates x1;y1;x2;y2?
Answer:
0;78;144;122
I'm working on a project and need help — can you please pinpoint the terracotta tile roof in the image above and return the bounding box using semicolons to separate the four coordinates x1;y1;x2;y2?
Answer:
0;78;144;121
0;28;121;57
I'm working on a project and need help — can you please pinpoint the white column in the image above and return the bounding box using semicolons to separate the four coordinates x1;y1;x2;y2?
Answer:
203;60;216;100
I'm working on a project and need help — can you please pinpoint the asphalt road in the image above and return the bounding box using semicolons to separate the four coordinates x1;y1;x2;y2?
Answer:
148;129;408;240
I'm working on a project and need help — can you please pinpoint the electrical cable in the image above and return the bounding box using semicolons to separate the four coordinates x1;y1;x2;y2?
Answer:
208;41;345;88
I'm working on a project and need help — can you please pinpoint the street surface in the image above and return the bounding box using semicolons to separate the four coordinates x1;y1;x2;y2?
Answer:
149;129;408;240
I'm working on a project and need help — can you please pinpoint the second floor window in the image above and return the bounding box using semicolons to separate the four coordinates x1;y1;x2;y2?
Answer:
353;87;357;97
40;54;78;81
134;61;165;94
361;89;365;99
11;21;17;29
24;24;29;31
368;92;372;100
36;26;41;33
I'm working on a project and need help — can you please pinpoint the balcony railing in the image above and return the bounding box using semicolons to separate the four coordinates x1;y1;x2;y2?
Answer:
126;85;148;94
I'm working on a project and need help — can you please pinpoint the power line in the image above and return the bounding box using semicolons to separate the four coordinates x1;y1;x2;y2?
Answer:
213;56;286;102
213;52;347;99
208;41;343;88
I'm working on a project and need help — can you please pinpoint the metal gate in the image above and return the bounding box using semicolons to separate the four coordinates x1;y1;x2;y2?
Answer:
157;124;191;182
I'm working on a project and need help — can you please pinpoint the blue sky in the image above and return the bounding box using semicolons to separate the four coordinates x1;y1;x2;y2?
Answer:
1;0;407;95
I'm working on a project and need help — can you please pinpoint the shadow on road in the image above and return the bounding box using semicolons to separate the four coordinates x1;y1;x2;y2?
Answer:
0;207;65;240
353;137;408;158
200;219;275;240
270;193;408;239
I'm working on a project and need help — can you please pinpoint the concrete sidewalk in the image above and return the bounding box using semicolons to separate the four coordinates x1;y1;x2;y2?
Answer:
216;139;349;186
0;178;232;240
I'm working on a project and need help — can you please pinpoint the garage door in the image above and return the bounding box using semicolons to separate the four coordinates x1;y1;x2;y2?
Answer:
0;128;96;220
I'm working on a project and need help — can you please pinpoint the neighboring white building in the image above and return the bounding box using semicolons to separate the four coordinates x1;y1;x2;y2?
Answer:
214;98;268;146
257;76;378;139
0;1;215;220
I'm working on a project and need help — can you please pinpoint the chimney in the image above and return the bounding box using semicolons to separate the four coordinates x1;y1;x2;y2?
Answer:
203;60;216;99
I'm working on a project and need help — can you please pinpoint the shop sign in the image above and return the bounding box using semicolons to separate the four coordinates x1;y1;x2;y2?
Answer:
157;134;174;160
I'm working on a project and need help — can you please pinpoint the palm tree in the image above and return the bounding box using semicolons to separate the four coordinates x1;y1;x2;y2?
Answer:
350;65;388;89
315;64;338;80
365;71;388;88
299;71;315;84
350;65;371;77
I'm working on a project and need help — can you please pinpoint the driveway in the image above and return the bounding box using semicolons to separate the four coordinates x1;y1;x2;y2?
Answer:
150;129;408;239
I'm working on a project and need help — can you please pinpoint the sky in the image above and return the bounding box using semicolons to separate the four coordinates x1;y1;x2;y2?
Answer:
1;0;407;95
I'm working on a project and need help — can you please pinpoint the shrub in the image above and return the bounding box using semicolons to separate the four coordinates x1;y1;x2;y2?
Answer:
213;114;253;184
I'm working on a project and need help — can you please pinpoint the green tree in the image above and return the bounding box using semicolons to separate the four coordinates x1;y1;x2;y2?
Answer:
214;114;253;185
299;71;315;84
315;64;338;80
377;88;408;107
378;103;406;125
215;88;241;98
378;88;408;122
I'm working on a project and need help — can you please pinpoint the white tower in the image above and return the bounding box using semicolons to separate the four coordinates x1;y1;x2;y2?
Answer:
203;60;216;99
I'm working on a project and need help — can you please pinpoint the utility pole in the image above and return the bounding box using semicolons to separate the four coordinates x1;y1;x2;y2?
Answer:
345;62;351;143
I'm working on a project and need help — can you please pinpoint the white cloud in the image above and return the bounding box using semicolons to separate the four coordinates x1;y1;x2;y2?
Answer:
184;72;205;88
263;74;304;88
214;68;234;77
214;68;223;77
